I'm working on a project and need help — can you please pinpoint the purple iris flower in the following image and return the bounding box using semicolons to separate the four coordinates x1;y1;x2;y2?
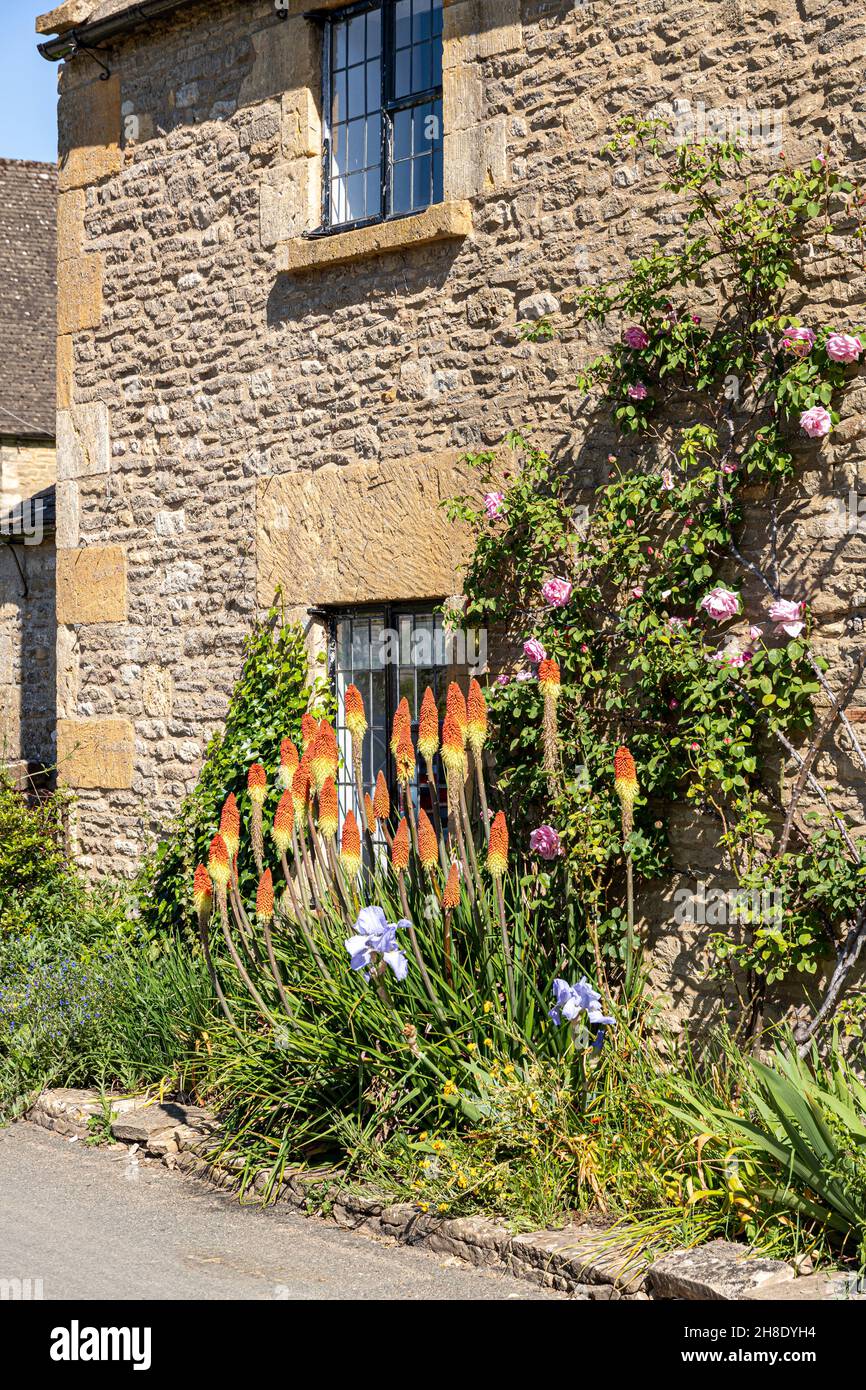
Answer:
549;976;614;1029
345;906;409;982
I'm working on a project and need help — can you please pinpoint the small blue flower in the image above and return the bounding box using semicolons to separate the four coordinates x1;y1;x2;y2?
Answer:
549;977;614;1029
345;906;410;982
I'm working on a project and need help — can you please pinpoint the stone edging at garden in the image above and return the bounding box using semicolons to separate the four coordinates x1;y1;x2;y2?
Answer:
24;1089;862;1303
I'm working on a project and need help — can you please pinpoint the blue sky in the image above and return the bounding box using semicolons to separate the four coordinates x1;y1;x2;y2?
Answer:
0;4;59;163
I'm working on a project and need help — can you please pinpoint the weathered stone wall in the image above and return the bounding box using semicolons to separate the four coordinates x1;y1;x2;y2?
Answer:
49;0;866;1024
0;538;56;772
0;439;56;515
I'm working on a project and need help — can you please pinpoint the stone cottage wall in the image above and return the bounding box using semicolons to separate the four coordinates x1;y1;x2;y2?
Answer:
49;0;866;1023
0;538;57;774
0;439;56;515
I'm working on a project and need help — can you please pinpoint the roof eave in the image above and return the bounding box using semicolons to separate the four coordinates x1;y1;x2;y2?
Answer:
38;0;194;62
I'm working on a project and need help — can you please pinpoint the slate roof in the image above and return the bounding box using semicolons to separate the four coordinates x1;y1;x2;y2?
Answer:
0;160;57;440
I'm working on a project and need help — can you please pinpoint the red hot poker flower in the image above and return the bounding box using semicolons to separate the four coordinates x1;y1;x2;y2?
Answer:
372;770;390;822
344;684;367;741
340;810;362;877
272;790;294;855
278;738;299;789
443;861;461;909
247;762;267;805
446;682;468;746
193;864;213;923
467;678;488;755
417;686;440;763
391;817;410;871
395;722;416;786
317;776;339;839
219;795;240;863
487;811;509;878
390;697;411;755
256;869;274;922
207;833;231;890
417;808;438;871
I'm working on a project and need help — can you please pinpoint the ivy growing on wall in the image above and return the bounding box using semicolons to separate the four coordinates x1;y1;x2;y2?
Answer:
140;599;330;937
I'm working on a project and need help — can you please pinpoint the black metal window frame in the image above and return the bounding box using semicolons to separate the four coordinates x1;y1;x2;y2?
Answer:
324;601;459;833
308;0;444;238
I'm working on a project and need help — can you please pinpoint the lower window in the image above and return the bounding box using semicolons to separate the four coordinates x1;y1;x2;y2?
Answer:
330;603;465;836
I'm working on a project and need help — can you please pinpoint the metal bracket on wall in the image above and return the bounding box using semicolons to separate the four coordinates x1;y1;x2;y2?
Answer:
68;39;112;81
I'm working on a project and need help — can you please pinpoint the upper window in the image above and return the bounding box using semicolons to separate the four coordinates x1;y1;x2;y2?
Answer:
321;0;444;233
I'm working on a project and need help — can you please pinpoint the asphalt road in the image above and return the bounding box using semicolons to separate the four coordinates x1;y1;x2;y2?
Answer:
0;1121;560;1301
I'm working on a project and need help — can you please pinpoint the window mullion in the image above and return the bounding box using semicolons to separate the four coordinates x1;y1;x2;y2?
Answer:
381;0;391;220
321;17;332;229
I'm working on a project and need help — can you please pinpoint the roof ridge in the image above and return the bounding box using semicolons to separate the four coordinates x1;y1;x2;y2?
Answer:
0;158;57;172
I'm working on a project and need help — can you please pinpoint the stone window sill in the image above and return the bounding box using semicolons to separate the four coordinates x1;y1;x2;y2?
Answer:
276;201;473;274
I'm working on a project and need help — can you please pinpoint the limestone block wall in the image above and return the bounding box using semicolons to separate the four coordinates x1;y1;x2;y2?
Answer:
0;439;56;515
0;538;56;773
50;0;866;1024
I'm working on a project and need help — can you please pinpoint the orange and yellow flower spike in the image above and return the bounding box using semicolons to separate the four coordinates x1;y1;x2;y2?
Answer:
467;678;488;756
292;756;311;826
363;791;376;835
487;811;509;878
340;810;362;877
207;833;231;892
272;789;294;855
344;684;367;741
193;864;213;925
317;776;339;840
300;712;319;752
219;794;240;863
310;721;338;794
417;808;438;873
538;659;561;698
614;745;639;835
278;738;299;789
390;697;411;756
446;682;468;747
443;861;461;909
418;686;440;764
247;762;267;805
372;770;390;822
255;868;274;922
440;712;465;779
391;817;410;871
395;722;416;786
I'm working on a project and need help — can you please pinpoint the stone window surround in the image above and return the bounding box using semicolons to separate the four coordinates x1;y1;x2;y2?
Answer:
270;0;520;272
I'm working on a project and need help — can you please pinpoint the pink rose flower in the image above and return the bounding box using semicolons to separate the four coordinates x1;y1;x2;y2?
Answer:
668;616;686;630
516;670;534;682
769;598;805;638
700;586;740;622
623;326;649;349
541;577;573;608
523;638;546;664
825;332;863;364
483;491;506;519
800;406;832;438
721;462;738;474
628;381;648;400
661;469;674;490
496;674;510;686
631;586;644;599
779;326;815;356
748;625;764;641
530;825;562;861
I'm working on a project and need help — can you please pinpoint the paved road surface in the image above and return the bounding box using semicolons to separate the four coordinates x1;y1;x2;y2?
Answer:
0;1121;560;1300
